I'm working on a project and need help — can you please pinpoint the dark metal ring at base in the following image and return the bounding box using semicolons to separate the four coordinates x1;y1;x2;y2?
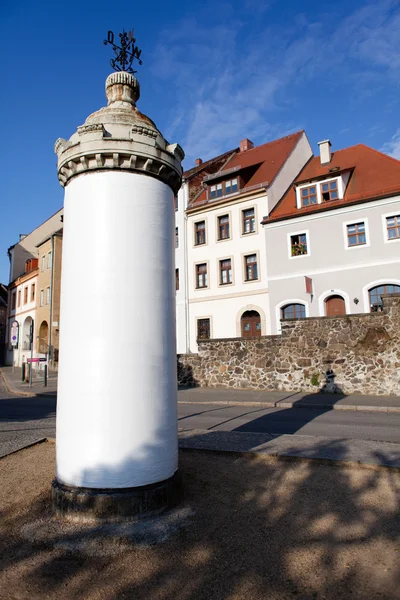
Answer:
52;471;183;522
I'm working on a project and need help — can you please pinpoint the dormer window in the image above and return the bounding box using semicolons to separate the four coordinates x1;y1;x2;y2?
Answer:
320;180;338;202
209;178;239;200
301;185;317;207
297;176;342;209
225;178;238;195
210;183;222;199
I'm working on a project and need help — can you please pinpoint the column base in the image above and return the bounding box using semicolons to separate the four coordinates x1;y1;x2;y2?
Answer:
52;471;183;522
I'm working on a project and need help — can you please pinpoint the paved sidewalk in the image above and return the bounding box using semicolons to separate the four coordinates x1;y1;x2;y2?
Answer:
178;429;400;469
178;386;400;413
2;365;400;414
0;366;57;397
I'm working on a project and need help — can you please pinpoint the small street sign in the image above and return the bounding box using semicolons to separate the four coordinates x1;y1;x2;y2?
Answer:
10;320;19;347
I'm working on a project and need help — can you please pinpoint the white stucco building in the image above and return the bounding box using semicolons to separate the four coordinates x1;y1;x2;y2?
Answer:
180;132;313;351
262;140;400;334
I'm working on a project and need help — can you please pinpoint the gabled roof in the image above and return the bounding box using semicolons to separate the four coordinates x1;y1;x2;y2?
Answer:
264;144;400;223
189;131;304;209
184;148;238;206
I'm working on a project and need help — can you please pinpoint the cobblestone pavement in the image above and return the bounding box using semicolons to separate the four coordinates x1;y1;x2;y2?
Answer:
0;378;55;458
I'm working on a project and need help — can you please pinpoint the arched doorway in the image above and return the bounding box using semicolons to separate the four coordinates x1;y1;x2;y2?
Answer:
369;284;400;311
38;321;49;354
22;317;33;351
241;310;261;338
325;295;346;317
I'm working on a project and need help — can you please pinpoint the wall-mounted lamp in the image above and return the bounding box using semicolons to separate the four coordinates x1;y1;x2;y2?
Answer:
353;298;359;305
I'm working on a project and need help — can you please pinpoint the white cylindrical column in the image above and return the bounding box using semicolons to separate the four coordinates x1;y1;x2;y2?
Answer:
52;71;184;519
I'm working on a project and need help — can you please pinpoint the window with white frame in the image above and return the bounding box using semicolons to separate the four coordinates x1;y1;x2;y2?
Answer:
40;289;44;307
47;251;52;269
320;179;339;202
281;303;306;320
41;255;45;272
46;287;50;305
300;185;317;207
347;222;366;247
290;233;308;256
386;215;400;240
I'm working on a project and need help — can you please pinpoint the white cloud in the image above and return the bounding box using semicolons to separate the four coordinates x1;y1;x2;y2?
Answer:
150;0;400;165
381;130;400;159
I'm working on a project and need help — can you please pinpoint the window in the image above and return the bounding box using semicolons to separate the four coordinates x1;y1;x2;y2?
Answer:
17;290;21;307
369;284;400;311
174;195;178;211
175;227;179;249
300;185;317;207
243;208;255;234
46;287;50;305
281;304;306;320
291;233;308;256
210;183;222;199
175;268;179;291
47;251;52;269
196;263;208;288
31;284;35;302
244;254;258;281
220;259;232;285
320;180;338;202
11;292;16;311
218;215;230;240
40;289;44;307
195;221;206;245
347;222;366;246
225;178;238;195
41;255;45;272
23;287;28;304
386;215;400;240
197;318;210;340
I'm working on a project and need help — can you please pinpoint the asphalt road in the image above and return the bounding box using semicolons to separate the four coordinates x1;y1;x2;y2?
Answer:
2;380;400;457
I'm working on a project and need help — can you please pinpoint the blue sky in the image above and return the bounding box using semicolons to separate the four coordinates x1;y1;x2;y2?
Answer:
1;0;400;282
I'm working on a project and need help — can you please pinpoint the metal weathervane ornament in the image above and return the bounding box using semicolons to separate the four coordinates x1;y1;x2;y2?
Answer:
104;29;143;74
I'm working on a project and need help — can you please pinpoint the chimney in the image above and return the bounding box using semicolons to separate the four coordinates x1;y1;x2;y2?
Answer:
240;138;254;152
195;158;202;166
318;139;332;165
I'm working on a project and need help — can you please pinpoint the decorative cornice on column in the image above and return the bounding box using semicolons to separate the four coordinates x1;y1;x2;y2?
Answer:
55;72;184;194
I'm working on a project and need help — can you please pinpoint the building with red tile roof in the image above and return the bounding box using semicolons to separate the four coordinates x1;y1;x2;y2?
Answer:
189;131;305;211
175;130;313;351
262;139;400;335
264;143;400;223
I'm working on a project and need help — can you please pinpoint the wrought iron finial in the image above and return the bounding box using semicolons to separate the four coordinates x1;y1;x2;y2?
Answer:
103;29;143;74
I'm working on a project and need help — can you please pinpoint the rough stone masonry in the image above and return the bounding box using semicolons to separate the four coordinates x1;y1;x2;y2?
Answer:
178;294;400;396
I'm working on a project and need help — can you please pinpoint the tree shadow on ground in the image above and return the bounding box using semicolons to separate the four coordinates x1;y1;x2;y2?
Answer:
1;439;400;600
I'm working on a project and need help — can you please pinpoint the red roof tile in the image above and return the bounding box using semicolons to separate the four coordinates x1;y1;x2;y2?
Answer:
265;144;400;223
188;131;304;209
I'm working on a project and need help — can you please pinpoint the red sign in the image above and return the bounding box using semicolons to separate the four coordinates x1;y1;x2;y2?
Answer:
305;276;313;294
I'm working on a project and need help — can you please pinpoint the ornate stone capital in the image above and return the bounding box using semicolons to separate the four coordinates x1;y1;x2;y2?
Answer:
55;72;184;193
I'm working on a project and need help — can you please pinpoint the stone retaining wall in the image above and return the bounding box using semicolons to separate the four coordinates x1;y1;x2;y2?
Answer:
177;294;400;396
